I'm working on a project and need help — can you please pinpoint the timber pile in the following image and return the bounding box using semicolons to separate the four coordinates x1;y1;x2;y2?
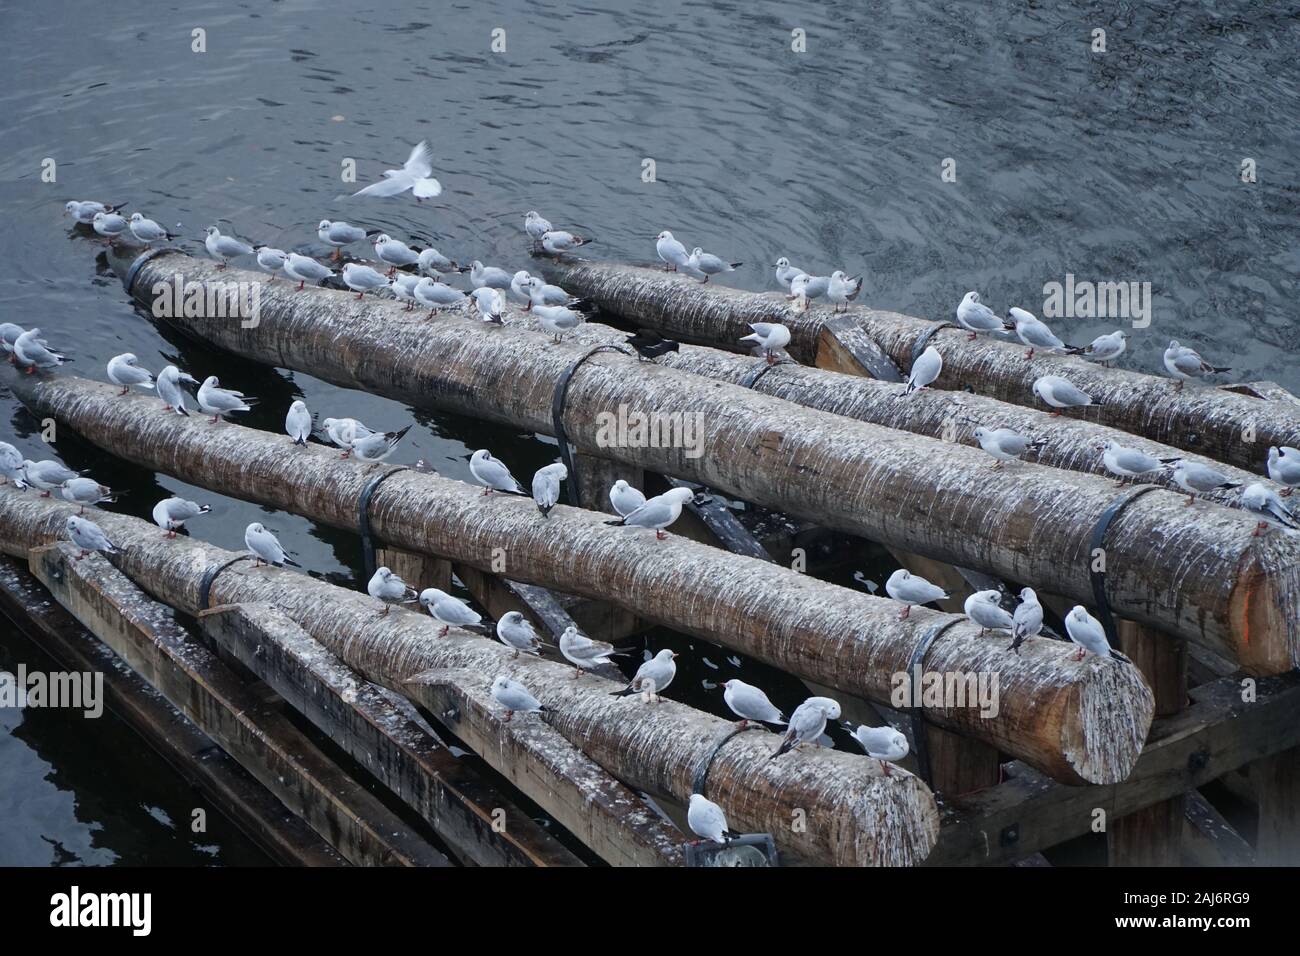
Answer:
538;259;1300;474
5;371;1153;786
0;487;939;867
108;254;1300;673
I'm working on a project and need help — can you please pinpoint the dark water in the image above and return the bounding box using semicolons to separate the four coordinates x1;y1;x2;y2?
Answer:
1;0;1297;864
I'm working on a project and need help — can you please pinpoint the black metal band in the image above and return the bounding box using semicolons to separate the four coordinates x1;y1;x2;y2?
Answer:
358;466;410;578
904;617;963;788
1088;484;1161;643
738;359;789;390
691;723;764;795
198;555;251;611
910;321;954;365
550;344;635;508
122;247;182;296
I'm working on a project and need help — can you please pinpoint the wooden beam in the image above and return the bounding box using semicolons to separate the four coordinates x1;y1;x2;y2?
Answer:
1254;745;1300;865
815;315;902;381
1182;790;1255;866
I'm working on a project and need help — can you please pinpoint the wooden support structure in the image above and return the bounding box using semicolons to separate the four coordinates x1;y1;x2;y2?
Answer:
1254;745;1300;865
98;256;1299;674
0;490;940;866
25;541;452;867
0;557;346;867
538;258;1300;473
6;374;1155;785
198;602;580;866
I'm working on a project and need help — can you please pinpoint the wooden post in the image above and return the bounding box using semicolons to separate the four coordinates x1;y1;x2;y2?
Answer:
1254;746;1300;865
572;452;639;514
375;546;451;592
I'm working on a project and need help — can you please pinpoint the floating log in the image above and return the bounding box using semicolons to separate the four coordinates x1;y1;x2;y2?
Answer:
9;371;1154;785
538;258;1300;473
101;256;1300;670
0;488;939;866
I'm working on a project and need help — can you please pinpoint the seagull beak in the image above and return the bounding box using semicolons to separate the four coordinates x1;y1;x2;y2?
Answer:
671;652;680;659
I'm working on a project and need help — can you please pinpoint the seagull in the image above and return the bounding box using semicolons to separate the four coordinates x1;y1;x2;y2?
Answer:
1241;482;1299;534
1032;375;1103;414
534;303;586;341
321;417;371;458
851;725;910;775
739;322;791;364
156;365;198;415
532;462;567;517
0;442;26;487
413;277;467;314
91;211;129;242
688;247;742;283
283;252;334;290
604;486;694;540
1005;307;1069;360
1164;340;1230;388
21;459;82;496
1267;447;1300;495
773;257;805;289
245;522;300;568
559;625;627;676
687;793;734;845
609;479;646;517
60;477;115;513
771;697;841;759
972;426;1046;467
540;230;593;255
1068;329;1128;366
655;231;691;272
204;226;252;269
1064;605;1128;662
788;273;831;309
419;587;483;636
14;328;69;374
372;234;421;275
524;211;553;244
254;246;288;281
469;449;524;496
826;271;863;312
1010;587;1043;654
64;200;126;223
508;271;535;306
128;213;175;247
152;497;211;537
1167;460;1241;505
468;261;513;291
341;262;389;298
955;291;1005;339
721;678;785;728
469;287;506;324
65;515;122;560
1099;440;1167;485
350;141;441;201
884;568;951;620
1;323;25;362
490;675;547;722
526;276;583;311
610;648;678;702
197;376;256;423
496;611;544;658
964;589;1014;636
417;246;458;276
905;345;942;395
390;273;420;309
317;220;368;260
367;566;418;616
107;353;154;395
351;424;412;463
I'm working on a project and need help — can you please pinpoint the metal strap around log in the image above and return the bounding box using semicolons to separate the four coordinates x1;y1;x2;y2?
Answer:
199;555;251;611
122;247;183;295
690;723;765;795
357;466;410;578
906;617;964;788
909;321;955;365
1089;484;1162;644
551;344;635;508
738;359;790;390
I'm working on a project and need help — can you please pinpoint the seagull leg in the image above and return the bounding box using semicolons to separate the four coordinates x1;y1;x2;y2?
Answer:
967;331;977;341
438;625;449;637
331;249;341;261
216;262;227;271
1253;521;1269;538
297;280;305;291
1185;495;1195;506
655;530;666;541
379;605;390;617
899;605;910;620
879;759;892;776
1024;348;1035;361
504;710;513;722
571;667;581;679
1282;488;1293;498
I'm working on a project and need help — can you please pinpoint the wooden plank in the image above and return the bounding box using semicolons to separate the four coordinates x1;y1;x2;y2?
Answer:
198;602;581;867
26;543;451;868
1254;745;1300;865
375;546;451;592
0;557;345;867
815;316;903;381
666;479;776;562
1183;790;1255;866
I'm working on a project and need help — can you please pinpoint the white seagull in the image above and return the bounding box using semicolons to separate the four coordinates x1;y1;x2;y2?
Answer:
1241;482;1299;534
1032;375;1103;414
341;262;389;298
905;345;943;395
964;589;1014;636
608;479;646;517
540;230;593;255
65;515;122;560
317;220;368;260
610;648;678;702
1069;329;1128;365
255;246;288;281
955;291;1005;339
655;231;691;272
469;449;524;496
558;625;627;676
603;486;694;540
152;497;211;537
687;794;733;845
531;462;567;517
204;226;252;269
419;587;483;636
739;322;791;365
285;400;313;445
156;365;198;416
245;522;300;568
1267;446;1300;495
1167;460;1240;505
1164;340;1230;388
496;611;544;659
490;675;547;722
367;566;418;616
721;678;785;728
1005;307;1068;360
771;697;841;759
197;376;256;424
107;353;154;395
128;213;175;247
972;426;1046;467
851;725;910;775
1010;586;1043;654
884;568;950;620
350;141;442;201
283;252;334;290
1064;605;1127;662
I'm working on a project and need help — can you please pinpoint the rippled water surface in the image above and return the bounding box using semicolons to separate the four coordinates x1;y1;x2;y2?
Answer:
0;0;1296;864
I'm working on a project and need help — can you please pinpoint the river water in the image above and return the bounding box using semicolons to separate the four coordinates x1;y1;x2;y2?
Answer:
0;0;1295;864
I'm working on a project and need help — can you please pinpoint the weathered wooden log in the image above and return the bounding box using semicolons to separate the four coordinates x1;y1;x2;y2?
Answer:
8;371;1154;785
89;258;1300;669
538;258;1300;473
0;487;941;866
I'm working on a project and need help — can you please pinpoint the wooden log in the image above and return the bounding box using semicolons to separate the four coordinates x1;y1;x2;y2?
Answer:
24;542;451;867
928;670;1300;865
94;257;1300;671
198;602;581;866
0;557;347;867
0;490;937;866
538;258;1300;473
6;374;1153;785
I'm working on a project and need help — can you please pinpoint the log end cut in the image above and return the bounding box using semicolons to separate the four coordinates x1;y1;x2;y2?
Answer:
1228;533;1300;675
1060;654;1155;785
